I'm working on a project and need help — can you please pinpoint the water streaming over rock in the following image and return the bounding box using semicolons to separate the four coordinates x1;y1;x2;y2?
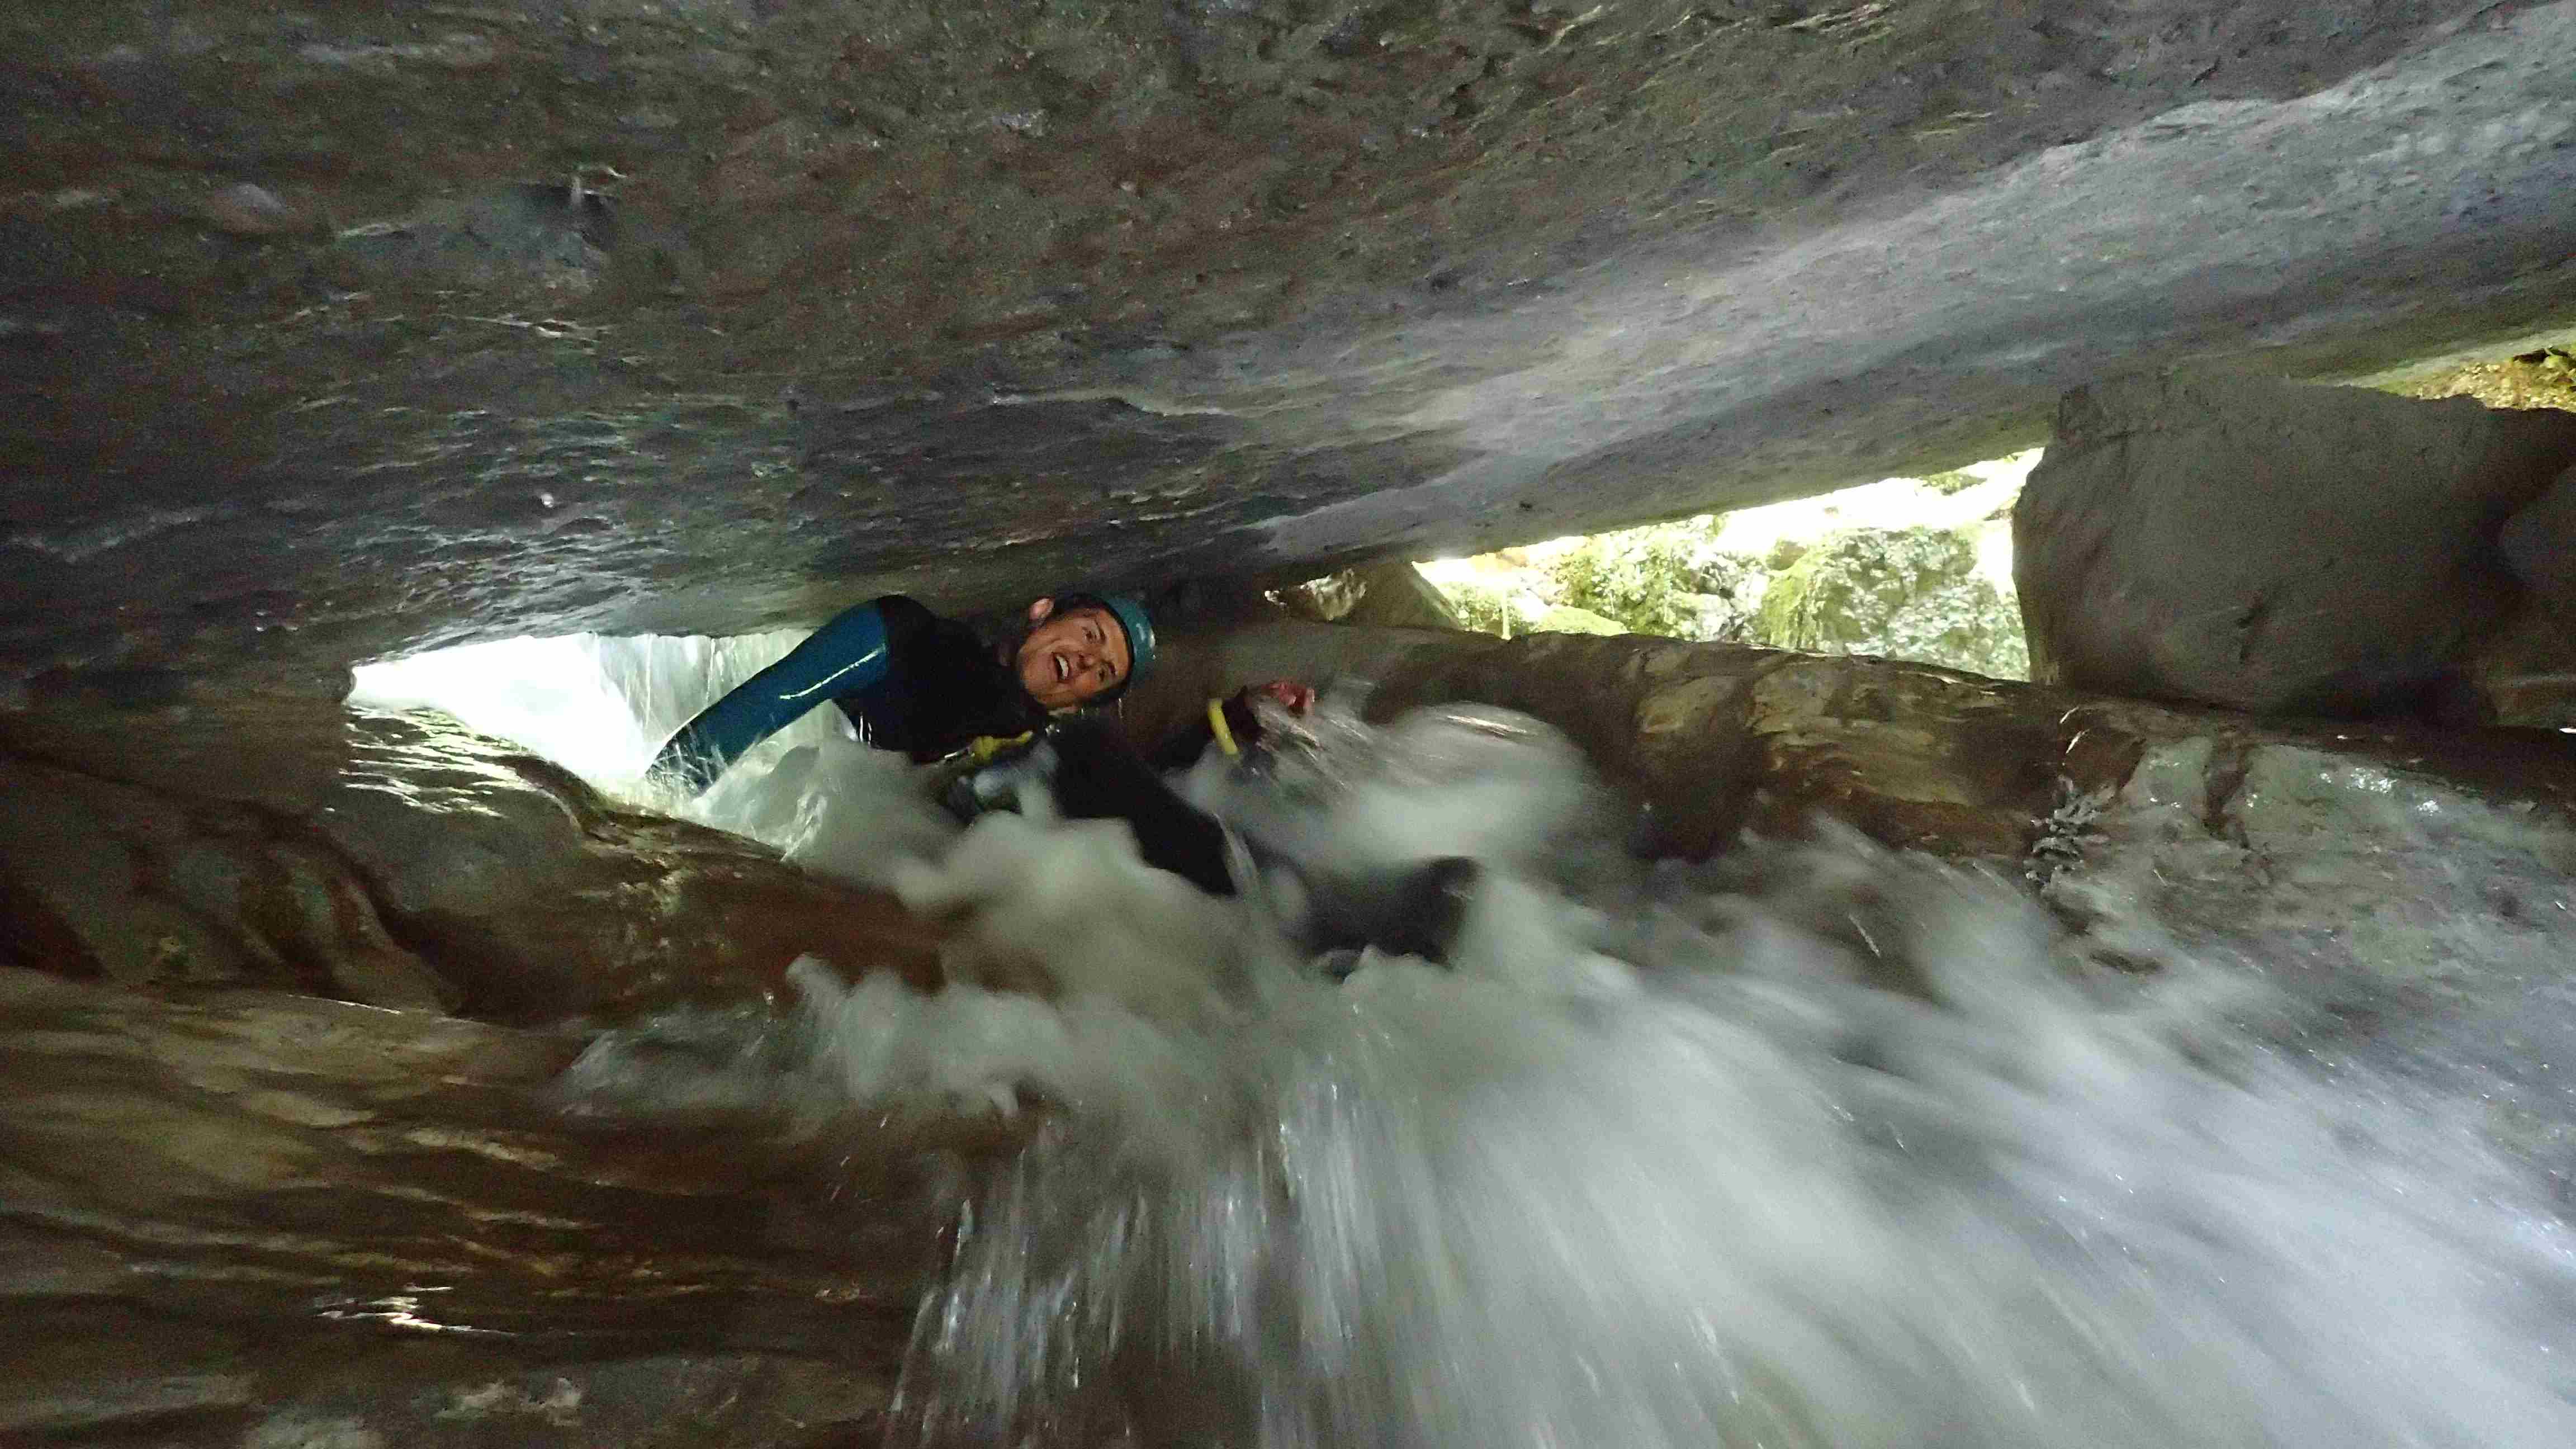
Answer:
361;633;2576;1448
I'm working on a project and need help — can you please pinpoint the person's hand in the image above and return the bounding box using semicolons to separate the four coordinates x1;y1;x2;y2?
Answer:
1245;679;1315;715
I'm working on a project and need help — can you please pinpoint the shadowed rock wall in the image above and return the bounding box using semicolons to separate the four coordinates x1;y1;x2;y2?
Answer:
4;1;2575;694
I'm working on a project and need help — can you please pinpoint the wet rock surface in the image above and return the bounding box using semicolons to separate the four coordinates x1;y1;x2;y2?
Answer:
2503;464;2576;607
1754;524;2028;680
0;699;977;1444
2014;370;2576;724
1124;621;2576;861
1295;559;1467;631
0;968;922;1447
6;1;2576;689
0;699;942;1022
0;643;2571;1441
2041;734;2576;1003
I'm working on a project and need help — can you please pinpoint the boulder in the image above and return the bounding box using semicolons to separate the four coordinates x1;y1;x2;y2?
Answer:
0;694;981;1439
1335;560;1467;632
2501;463;2576;611
2012;370;2576;720
1682;550;1773;642
0;698;943;1024
2481;463;2576;726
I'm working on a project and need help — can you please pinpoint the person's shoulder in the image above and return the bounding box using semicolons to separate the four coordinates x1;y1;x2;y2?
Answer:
872;596;1005;688
868;594;962;649
870;593;935;625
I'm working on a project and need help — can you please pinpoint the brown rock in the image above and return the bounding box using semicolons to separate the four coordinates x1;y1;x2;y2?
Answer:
2012;370;2576;721
0;967;923;1443
1121;621;2576;864
2473;462;2576;728
0;698;943;1024
0;699;971;1437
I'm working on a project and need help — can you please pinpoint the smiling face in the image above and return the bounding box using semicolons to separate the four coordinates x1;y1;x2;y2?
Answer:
1015;598;1133;710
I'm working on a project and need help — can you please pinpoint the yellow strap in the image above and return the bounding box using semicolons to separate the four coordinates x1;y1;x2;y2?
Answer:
966;731;1035;764
1206;698;1239;757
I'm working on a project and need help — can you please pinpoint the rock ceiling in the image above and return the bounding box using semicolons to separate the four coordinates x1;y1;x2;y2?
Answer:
4;0;2573;695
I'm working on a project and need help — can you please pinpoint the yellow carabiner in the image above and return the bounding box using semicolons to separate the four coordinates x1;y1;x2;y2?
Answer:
1205;698;1240;758
966;731;1035;764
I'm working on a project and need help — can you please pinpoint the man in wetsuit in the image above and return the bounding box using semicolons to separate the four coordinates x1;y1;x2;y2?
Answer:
652;592;1151;783
651;591;1249;896
649;592;1470;959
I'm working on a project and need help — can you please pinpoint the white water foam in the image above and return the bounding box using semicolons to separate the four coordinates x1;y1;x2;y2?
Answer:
866;827;2576;1449
354;631;959;887
365;630;2576;1447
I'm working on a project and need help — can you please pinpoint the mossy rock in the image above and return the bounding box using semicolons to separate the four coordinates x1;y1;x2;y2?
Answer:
1533;604;1628;636
1752;525;2028;679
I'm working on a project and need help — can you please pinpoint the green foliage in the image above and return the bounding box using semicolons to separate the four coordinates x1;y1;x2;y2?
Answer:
1424;496;2035;683
1921;468;1983;495
1545;522;1712;638
1441;580;1527;636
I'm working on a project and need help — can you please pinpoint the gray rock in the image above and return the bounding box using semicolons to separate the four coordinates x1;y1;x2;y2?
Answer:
1335;560;1466;632
2502;463;2576;613
1685;550;1772;619
200;182;305;236
2013;371;2576;718
11;2;2576;693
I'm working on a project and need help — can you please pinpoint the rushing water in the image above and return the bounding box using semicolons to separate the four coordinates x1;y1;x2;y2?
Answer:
358;634;2576;1448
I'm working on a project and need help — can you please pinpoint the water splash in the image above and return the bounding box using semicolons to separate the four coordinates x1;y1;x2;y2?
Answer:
878;824;2576;1448
367;630;2576;1447
353;629;959;887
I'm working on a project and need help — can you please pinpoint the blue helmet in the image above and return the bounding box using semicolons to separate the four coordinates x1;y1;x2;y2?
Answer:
1095;593;1157;688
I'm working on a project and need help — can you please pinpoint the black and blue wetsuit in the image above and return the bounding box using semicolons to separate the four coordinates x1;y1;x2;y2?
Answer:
655;596;1045;787
652;595;1236;896
651;596;1482;963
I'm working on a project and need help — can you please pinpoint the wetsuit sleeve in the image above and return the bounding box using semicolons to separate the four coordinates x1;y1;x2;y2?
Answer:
650;599;894;794
1045;717;1238;897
